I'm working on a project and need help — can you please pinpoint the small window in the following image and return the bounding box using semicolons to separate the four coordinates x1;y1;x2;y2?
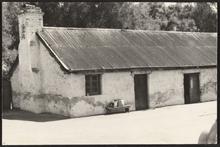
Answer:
85;74;101;96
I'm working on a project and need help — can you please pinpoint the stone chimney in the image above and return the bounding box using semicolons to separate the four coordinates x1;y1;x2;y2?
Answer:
17;4;44;93
18;4;43;41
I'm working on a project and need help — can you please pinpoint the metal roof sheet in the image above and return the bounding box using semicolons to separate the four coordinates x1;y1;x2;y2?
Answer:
37;27;217;72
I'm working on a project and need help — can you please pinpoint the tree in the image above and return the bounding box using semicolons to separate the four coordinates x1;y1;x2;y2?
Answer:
117;2;198;31
118;2;135;29
2;2;24;77
36;2;123;28
156;3;198;31
2;2;24;52
36;2;64;27
118;2;161;30
191;2;217;32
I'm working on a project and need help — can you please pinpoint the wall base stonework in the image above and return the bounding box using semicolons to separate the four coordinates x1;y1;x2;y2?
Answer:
12;92;106;117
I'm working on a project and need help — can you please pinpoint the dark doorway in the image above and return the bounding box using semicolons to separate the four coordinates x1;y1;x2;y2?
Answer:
2;78;12;110
184;73;200;104
134;74;148;110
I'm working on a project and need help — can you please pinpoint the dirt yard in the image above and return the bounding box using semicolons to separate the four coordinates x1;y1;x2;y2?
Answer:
2;101;217;145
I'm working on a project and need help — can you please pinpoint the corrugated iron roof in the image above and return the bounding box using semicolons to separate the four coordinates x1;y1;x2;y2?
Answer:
37;27;217;72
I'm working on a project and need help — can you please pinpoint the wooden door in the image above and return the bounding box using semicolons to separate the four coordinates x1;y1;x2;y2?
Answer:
134;74;148;110
184;73;200;104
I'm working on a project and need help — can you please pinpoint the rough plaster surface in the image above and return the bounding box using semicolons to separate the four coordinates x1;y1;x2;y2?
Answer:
199;68;217;102
39;43;85;98
16;12;43;94
148;68;217;108
12;92;106;117
97;72;135;110
149;70;184;108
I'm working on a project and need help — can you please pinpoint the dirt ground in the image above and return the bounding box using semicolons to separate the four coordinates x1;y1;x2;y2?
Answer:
2;101;217;145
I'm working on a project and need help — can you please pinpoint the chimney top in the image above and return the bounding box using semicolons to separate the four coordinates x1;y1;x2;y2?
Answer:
20;4;42;14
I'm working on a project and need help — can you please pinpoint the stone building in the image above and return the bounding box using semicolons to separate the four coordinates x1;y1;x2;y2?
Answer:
10;5;217;117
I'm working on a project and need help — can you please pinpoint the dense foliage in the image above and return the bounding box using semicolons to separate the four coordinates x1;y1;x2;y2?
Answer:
2;2;217;77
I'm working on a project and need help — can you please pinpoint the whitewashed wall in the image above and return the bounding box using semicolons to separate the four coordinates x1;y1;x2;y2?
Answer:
200;68;217;102
148;68;217;108
148;70;184;108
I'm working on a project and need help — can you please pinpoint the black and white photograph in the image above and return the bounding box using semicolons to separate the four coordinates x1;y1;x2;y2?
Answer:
2;1;218;145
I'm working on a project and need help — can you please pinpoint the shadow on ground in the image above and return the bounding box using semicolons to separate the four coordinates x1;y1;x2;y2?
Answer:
2;109;69;122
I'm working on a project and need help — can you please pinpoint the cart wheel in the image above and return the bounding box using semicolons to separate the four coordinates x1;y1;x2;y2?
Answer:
125;108;129;112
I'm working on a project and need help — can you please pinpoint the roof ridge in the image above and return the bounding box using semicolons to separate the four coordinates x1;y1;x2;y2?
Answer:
42;26;217;34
